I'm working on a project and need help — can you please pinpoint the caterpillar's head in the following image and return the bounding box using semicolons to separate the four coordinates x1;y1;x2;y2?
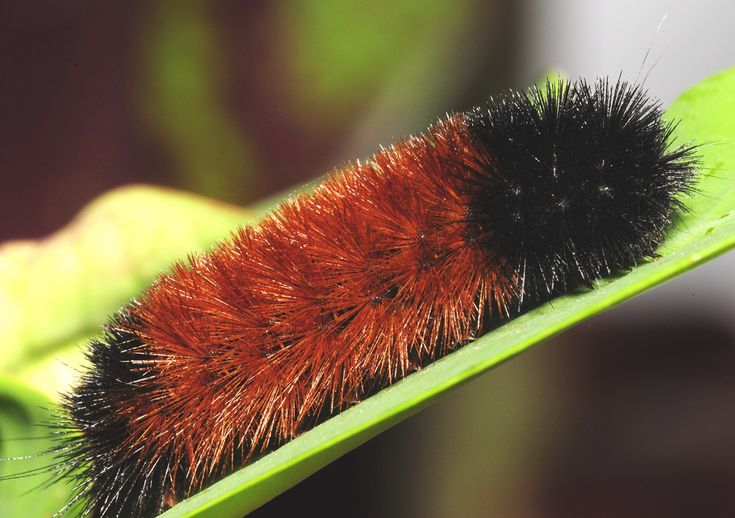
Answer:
466;79;698;300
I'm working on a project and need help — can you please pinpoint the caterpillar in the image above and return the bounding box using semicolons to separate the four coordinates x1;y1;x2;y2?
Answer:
44;78;696;516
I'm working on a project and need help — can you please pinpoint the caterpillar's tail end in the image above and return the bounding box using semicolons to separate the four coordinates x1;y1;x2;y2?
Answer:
51;312;177;517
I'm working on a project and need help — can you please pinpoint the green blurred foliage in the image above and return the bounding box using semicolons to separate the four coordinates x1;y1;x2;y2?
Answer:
279;0;476;126
136;0;492;204
138;0;259;202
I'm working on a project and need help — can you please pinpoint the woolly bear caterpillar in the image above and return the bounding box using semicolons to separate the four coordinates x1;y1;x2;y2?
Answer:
36;78;697;516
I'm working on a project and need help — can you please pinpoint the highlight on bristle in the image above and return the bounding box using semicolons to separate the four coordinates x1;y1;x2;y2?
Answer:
20;76;699;517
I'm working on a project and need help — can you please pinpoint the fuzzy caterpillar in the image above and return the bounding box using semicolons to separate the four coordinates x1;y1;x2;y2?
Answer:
43;78;696;517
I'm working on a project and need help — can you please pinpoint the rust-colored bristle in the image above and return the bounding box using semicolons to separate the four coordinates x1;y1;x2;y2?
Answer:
130;112;510;503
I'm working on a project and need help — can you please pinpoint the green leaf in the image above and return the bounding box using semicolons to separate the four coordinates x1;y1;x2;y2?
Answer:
0;377;73;516
160;67;735;518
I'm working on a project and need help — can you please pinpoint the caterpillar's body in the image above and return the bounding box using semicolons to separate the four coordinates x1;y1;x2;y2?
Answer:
51;79;696;516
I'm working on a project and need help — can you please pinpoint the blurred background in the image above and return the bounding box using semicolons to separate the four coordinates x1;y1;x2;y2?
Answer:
1;0;734;516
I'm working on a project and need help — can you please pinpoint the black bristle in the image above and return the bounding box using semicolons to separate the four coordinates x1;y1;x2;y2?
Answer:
465;78;698;301
51;312;178;517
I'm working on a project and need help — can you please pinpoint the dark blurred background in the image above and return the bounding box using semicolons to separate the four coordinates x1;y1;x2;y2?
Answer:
1;1;734;516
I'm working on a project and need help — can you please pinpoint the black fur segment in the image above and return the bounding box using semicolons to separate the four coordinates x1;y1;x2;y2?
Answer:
465;78;698;301
50;312;178;517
